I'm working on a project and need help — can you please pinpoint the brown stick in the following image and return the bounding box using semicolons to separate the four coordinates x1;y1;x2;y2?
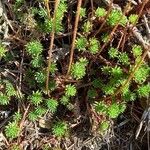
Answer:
46;0;60;95
67;0;83;76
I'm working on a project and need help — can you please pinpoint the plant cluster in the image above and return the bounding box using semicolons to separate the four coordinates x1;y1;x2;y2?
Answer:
107;9;127;27
5;121;20;139
0;1;150;148
5;112;22;139
0;44;7;58
71;57;88;79
95;7;107;17
52;121;68;137
0;80;17;105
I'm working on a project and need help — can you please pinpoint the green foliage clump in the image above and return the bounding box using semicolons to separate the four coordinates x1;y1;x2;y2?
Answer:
28;111;38;121
129;14;138;24
46;98;58;113
111;66;123;78
0;44;7;58
25;40;43;69
43;19;53;33
28;107;46;121
80;8;86;18
35;106;47;116
101;33;109;43
60;96;69;105
94;101;107;114
134;64;150;84
52;121;68;137
26;40;43;58
65;84;77;97
107;103;126;118
99;120;109;132
108;47;119;59
107;9;127;26
88;38;100;54
137;83;150;97
95;7;107;17
101;66;111;74
13;112;22;122
37;7;48;18
118;52;129;65
49;62;58;74
29;91;43;106
71;58;88;79
35;71;46;83
4;80;16;97
132;44;142;58
5;122;20;139
0;80;16;105
101;66;124;95
102;84;116;95
31;55;43;68
0;92;9;105
76;36;87;51
94;101;126;119
123;91;136;102
82;21;92;33
121;81;130;94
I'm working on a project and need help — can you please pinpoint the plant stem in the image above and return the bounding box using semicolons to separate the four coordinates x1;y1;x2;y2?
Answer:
46;0;60;96
67;0;83;76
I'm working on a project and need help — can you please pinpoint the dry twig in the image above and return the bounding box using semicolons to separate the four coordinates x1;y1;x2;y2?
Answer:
67;0;83;75
46;0;60;95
